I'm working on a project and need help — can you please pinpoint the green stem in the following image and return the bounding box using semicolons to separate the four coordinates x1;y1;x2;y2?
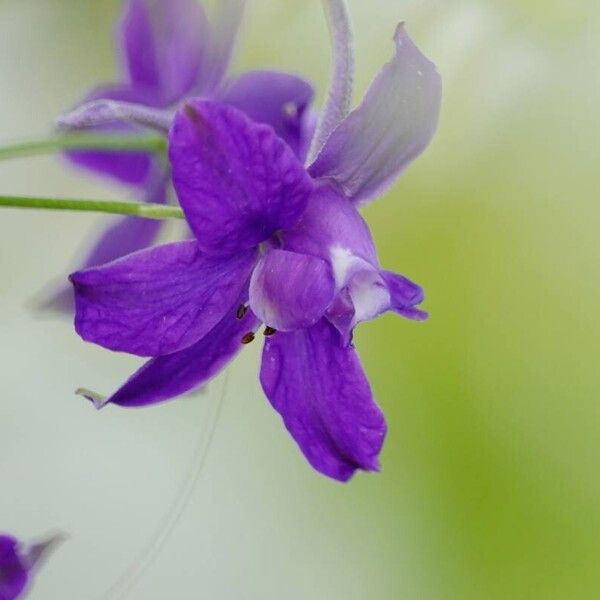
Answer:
0;133;167;160
0;195;184;220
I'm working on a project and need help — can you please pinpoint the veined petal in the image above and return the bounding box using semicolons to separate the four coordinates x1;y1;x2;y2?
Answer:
120;0;210;104
70;241;256;357
249;249;335;331
98;297;260;408
309;24;441;205
169;101;314;256
218;70;315;160
381;270;428;320
0;535;28;600
260;319;386;482
64;84;160;186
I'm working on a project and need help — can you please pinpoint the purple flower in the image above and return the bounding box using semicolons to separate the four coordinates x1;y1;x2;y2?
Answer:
71;25;441;482
56;0;315;298
0;534;60;600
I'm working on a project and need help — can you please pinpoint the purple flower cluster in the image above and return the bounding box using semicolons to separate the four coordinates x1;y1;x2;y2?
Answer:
67;0;441;481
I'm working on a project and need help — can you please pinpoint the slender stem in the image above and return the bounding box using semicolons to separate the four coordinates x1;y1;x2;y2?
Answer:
308;0;354;163
0;195;184;220
0;133;167;161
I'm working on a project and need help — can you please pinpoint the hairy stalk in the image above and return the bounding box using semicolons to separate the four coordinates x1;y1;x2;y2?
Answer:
0;195;183;220
308;0;354;163
0;133;166;161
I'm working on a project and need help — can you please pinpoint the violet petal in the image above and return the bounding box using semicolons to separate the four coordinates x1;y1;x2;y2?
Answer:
260;318;386;482
119;0;210;104
249;249;335;331
103;298;260;408
70;241;257;357
381;270;428;320
309;24;441;205
218;70;315;160
169;100;314;256
0;535;28;600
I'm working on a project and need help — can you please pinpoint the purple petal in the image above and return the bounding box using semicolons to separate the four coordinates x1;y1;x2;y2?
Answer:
70;241;257;357
260;318;386;482
381;270;428;320
0;535;28;600
120;0;210;104
200;0;245;92
218;70;315;160
249;249;335;331
95;297;260;408
169;100;314;256
309;24;442;205
64;85;160;186
282;183;378;266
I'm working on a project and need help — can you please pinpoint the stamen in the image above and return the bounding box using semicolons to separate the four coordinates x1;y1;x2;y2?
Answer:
236;304;248;320
264;326;277;337
240;332;255;345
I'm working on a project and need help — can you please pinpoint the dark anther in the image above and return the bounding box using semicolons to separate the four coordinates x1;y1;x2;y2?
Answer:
241;332;255;345
263;326;277;337
236;304;248;320
183;103;201;122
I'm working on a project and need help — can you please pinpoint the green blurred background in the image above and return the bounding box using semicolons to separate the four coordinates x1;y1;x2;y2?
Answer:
0;0;599;598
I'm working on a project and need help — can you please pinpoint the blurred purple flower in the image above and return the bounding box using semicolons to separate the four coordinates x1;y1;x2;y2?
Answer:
0;534;60;600
71;25;441;482
51;0;315;308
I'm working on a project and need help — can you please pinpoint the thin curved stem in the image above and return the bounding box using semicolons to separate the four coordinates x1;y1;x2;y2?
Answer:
0;195;184;220
308;0;354;163
0;133;167;161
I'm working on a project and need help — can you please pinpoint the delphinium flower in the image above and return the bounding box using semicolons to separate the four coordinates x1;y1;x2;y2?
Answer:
0;534;60;600
50;0;315;305
71;22;441;481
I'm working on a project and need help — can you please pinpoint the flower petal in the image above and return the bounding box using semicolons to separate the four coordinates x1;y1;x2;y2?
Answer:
249;249;335;331
282;183;378;265
260;318;386;482
98;297;260;408
200;0;245;92
381;270;428;320
70;241;256;357
218;70;315;160
169;100;314;256
120;0;210;104
63;84;160;186
309;24;441;205
0;535;28;600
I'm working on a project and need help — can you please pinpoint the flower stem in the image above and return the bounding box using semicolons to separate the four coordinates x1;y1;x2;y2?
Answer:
0;133;167;161
0;195;184;220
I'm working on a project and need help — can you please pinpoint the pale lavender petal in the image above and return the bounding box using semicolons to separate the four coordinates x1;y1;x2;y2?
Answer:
57;99;172;133
260;318;386;482
64;84;159;186
218;70;315;160
381;270;428;320
97;296;260;408
249;249;335;331
308;0;354;161
120;0;210;104
310;24;442;205
0;535;28;600
169;100;314;256
200;0;245;92
282;183;378;266
70;241;257;357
